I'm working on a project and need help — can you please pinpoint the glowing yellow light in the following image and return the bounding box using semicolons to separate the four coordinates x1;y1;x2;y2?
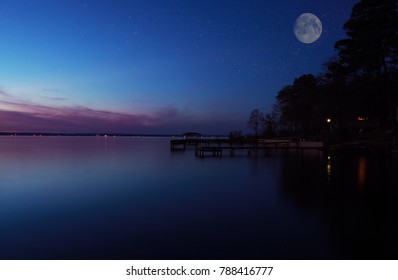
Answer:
326;118;331;123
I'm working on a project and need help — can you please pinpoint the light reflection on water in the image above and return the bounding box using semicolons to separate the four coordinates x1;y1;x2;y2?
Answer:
0;136;397;259
358;157;367;190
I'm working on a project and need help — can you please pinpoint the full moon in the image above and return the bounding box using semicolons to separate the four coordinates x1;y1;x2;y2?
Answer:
294;13;322;44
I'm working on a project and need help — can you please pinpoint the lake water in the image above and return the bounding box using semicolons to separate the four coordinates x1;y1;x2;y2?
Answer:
0;136;397;259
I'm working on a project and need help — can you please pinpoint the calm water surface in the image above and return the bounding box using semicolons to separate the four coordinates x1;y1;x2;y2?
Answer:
0;136;397;259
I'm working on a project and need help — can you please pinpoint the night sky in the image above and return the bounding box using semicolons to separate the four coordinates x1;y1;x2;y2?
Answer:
0;0;358;134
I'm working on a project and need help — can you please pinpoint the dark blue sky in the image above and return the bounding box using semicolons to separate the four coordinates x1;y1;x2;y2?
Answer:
0;0;358;134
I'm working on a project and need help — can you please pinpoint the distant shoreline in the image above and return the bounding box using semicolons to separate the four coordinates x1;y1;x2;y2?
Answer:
0;132;227;138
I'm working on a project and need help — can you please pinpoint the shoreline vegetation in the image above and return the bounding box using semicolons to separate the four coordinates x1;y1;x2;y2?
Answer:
243;1;398;152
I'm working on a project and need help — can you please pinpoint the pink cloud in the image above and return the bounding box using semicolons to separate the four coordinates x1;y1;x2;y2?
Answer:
0;88;239;134
0;99;179;133
0;89;11;97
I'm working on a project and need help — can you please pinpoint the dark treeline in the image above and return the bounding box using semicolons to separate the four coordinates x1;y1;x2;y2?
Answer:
246;0;398;145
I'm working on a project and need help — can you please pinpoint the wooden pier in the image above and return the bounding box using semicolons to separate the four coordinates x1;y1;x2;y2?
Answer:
170;138;256;151
195;147;223;157
170;139;187;151
171;138;324;158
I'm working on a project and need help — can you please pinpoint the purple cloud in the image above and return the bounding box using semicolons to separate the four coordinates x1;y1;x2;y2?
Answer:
0;89;11;97
41;96;70;102
0;99;180;133
0;88;238;134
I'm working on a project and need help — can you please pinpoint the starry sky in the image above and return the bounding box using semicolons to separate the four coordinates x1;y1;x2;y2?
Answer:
0;0;358;134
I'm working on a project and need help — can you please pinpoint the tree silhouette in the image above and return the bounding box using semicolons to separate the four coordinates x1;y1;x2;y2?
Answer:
276;74;322;136
263;108;279;138
260;0;398;143
334;0;398;137
247;109;264;138
335;0;398;77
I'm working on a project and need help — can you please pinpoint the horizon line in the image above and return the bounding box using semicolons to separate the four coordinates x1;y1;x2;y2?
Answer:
0;131;228;137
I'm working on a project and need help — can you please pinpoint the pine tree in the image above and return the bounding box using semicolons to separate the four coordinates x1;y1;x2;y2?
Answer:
334;0;398;140
335;0;398;77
